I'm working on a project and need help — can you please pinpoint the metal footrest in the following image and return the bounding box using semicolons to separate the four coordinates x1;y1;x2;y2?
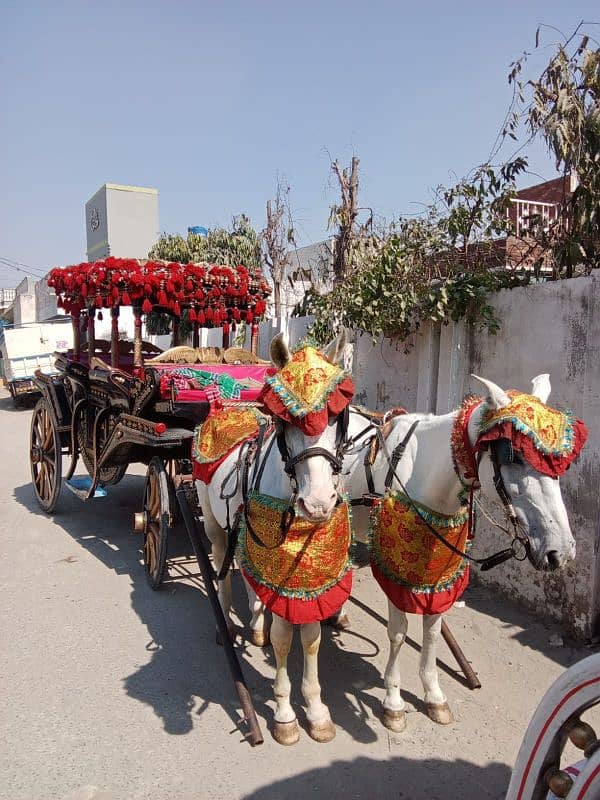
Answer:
65;477;108;500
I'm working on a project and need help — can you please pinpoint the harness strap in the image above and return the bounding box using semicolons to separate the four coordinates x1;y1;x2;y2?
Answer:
384;420;420;490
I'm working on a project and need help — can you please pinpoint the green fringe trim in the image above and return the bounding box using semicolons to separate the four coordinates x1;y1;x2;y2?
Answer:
237;491;355;600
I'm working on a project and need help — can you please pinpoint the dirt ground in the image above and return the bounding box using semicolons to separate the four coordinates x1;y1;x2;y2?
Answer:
1;387;597;800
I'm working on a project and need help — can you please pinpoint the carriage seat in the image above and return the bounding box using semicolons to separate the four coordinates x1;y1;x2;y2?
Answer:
150;363;272;404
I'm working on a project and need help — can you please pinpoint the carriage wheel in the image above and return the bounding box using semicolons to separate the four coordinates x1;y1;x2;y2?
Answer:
141;456;170;590
30;399;62;513
165;459;181;523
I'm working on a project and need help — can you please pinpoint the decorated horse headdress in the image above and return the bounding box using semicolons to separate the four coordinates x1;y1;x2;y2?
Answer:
473;379;588;477
257;333;355;436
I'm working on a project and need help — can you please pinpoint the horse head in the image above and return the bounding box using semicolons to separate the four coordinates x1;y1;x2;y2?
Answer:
471;374;587;571
261;329;353;523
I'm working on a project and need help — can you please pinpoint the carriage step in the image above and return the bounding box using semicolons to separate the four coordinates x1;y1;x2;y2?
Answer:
65;477;108;500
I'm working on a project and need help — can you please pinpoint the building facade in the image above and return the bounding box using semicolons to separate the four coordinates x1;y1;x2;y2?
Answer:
85;184;160;262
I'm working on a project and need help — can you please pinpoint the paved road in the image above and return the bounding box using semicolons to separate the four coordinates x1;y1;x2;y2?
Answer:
0;388;594;800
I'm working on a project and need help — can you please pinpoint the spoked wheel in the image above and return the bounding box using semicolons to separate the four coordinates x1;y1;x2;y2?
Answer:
139;456;171;590
30;399;62;513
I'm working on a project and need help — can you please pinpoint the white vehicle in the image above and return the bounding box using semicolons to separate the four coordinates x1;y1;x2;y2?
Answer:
0;321;73;406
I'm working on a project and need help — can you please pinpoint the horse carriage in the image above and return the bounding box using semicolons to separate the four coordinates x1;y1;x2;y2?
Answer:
29;257;271;591
29;256;594;793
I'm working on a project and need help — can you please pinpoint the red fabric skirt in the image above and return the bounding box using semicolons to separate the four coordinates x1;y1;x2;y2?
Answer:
243;570;353;625
371;562;469;615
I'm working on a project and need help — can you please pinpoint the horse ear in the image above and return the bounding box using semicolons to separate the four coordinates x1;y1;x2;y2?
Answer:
323;327;347;365
471;374;511;410
531;374;551;404
270;332;290;369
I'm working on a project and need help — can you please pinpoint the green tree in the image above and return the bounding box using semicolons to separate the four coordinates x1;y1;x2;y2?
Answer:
147;215;262;339
300;161;528;345
504;24;600;276
149;214;261;268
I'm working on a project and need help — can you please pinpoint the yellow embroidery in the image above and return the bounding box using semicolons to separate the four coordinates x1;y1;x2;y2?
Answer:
480;392;574;455
266;346;346;417
239;492;352;598
370;493;469;593
192;407;267;465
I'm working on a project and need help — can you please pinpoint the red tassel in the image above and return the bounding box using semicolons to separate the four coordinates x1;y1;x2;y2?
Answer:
81;283;88;298
121;292;131;305
205;307;214;322
197;311;206;326
142;298;153;314
95;295;103;308
188;307;197;322
185;279;194;291
112;286;120;299
173;302;181;317
246;311;254;323
158;290;168;307
233;308;241;322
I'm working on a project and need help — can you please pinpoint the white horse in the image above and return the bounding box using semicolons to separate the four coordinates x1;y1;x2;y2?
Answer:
338;373;585;732
195;330;351;745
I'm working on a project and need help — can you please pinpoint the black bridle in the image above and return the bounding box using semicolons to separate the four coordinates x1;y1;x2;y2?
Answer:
231;405;351;554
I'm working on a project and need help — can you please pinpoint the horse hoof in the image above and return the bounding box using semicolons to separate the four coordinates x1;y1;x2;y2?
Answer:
308;719;336;743
250;628;270;647
273;719;300;746
383;709;407;733
426;702;454;725
215;624;236;646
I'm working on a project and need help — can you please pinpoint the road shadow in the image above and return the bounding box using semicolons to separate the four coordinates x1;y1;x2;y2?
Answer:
13;476;386;744
461;582;588;670
241;754;511;800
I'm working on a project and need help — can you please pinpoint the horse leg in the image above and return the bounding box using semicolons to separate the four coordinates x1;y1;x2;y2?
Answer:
421;614;454;724
300;622;336;742
382;601;408;732
271;614;300;745
242;577;270;647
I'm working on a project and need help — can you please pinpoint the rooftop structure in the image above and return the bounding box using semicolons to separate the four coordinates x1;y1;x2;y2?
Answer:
85;184;160;262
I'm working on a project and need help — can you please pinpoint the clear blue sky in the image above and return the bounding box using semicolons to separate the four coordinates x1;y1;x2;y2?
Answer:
0;1;597;287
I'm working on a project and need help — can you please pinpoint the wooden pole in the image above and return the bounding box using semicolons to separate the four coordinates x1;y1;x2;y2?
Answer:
175;485;264;747
250;322;259;355
172;317;180;347
87;307;96;358
71;310;81;362
441;620;481;690
110;306;120;368
192;322;199;349
133;305;143;368
222;322;230;350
